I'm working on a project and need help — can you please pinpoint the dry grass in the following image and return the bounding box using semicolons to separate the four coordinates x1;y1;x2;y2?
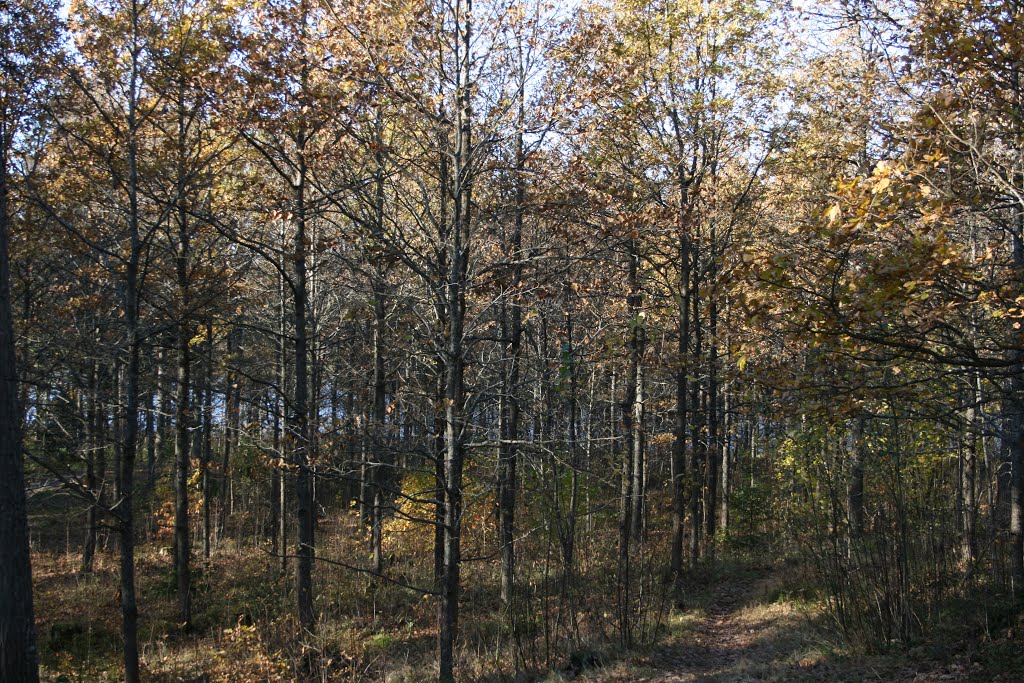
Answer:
32;491;1024;682
34;505;634;682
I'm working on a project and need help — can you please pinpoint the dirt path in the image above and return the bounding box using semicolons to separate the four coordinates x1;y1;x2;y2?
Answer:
576;565;826;682
576;565;994;683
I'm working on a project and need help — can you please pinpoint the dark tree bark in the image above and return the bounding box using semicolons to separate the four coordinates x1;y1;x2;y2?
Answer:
438;8;473;677
172;206;192;627
671;174;692;604
270;391;281;555
705;224;719;559
81;350;103;575
370;290;387;574
369;119;388;575
849;416;865;539
1012;426;1024;588
114;17;146;675
961;406;977;565
145;386;156;494
689;251;704;565
0;131;40;683
219;330;239;543
618;242;643;645
559;299;581;605
497;68;525;605
720;376;732;534
152;346;168;490
292;172;315;630
277;250;289;571
202;320;213;560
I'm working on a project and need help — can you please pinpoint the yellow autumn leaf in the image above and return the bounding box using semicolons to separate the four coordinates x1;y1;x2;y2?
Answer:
824;204;842;224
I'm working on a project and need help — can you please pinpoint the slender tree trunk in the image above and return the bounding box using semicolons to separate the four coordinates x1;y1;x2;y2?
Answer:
688;251;704;564
560;302;580;612
202;320;213;560
359;407;371;526
270;390;280;551
172;121;192;622
619;242;643;644
115;17;146;676
173;323;192;625
962;420;977;565
1006;200;1024;589
434;358;445;588
849;416;865;538
498;78;525;604
118;331;141;683
628;242;646;543
438;8;472;677
219;332;238;543
81;351;102;574
671;223;690;602
292;161;315;630
0;134;40;683
277;248;288;572
118;232;142;674
370;128;388;574
720;380;731;535
146;389;156;495
371;292;386;574
153;346;167;489
432;51;450;598
631;352;645;542
704;218;720;558
1012;426;1024;589
113;360;124;509
342;390;355;510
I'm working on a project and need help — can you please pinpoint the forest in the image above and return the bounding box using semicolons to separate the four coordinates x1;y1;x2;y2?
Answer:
2;0;1024;681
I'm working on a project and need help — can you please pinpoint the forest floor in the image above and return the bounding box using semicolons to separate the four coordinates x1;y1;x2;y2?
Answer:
27;493;1024;683
574;561;1022;683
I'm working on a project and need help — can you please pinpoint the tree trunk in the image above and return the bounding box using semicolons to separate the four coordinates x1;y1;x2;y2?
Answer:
619;242;643;644
438;9;472;677
631;352;645;542
81;351;103;574
705;222;719;559
116;26;145;677
434;358;445;588
370;129;388;574
0;135;40;683
219;331;238;544
498;79;525;604
671;219;690;603
689;251;704;565
292;161;315;629
172;142;192;624
1011;427;1024;589
202;320;213;560
146;388;156;495
560;302;580;612
154;346;168;489
173;322;192;626
848;416;865;538
1003;206;1019;589
720;381;731;535
277;249;288;572
370;291;386;574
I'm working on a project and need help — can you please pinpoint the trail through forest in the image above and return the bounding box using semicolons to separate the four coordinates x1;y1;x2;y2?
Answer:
645;569;810;682
579;564;999;683
592;565;826;683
